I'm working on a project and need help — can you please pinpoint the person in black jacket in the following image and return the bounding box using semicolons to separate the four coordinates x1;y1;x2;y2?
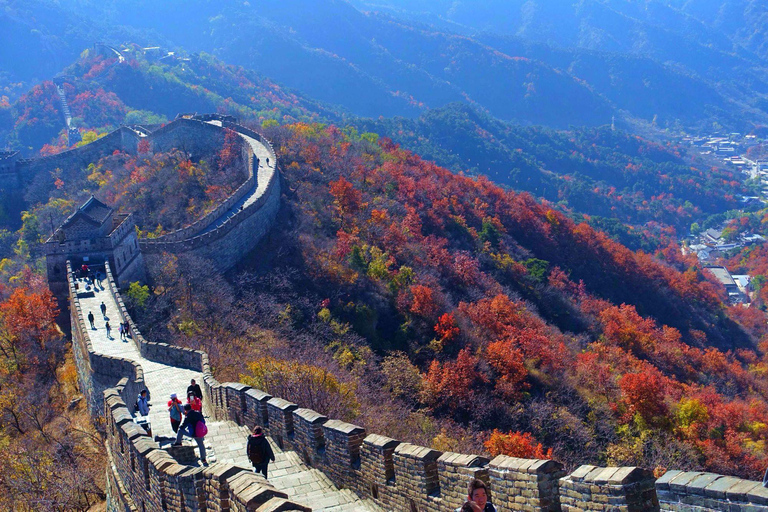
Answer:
187;379;203;403
173;404;207;464
246;426;275;478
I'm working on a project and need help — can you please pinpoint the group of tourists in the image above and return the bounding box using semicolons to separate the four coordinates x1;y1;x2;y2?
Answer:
86;306;130;341
160;378;276;474
167;379;209;464
76;264;103;291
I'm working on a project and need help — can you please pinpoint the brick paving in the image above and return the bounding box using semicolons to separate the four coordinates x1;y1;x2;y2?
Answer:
76;278;382;511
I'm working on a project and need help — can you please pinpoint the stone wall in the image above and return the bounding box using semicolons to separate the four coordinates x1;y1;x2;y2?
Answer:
559;465;658;512
656;470;768;511
69;261;145;416
200;376;569;512
69;265;311;511
139;120;282;272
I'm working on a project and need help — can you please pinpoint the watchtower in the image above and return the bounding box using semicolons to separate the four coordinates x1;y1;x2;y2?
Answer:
45;196;146;299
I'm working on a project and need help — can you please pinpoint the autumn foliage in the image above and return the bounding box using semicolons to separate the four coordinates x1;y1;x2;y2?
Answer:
261;122;768;477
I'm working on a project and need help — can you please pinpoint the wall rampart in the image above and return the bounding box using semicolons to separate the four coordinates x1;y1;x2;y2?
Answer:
70;263;313;511
198;365;768;511
69;261;145;416
138;120;281;272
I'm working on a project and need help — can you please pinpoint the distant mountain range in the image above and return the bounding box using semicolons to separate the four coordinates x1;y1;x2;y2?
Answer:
3;0;768;132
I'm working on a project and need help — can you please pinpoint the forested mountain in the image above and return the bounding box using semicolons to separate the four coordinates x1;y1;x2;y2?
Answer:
3;50;748;238
360;103;748;230
4;0;768;131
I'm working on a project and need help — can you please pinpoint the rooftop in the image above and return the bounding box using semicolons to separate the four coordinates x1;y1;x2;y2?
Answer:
705;266;737;287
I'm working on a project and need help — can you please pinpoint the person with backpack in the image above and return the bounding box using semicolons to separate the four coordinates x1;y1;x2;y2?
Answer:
246;426;275;478
167;393;183;433
173;404;207;464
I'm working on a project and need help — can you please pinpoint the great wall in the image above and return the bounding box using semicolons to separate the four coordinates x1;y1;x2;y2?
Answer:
16;113;768;511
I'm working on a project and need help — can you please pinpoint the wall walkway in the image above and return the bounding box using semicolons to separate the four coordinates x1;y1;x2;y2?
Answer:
72;263;381;511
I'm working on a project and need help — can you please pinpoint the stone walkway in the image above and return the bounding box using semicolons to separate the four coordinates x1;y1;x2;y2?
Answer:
75;278;382;511
198;123;276;235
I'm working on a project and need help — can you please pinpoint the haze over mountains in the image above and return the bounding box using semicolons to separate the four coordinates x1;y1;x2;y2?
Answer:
4;0;768;131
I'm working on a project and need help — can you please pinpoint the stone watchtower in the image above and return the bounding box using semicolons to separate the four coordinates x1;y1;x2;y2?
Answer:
45;196;146;299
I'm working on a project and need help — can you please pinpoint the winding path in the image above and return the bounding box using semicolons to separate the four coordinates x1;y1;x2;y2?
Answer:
198;122;276;236
74;275;381;512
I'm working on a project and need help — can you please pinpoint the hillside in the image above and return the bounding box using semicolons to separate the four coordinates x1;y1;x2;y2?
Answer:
133;121;767;477
2;46;768;488
360;103;748;231
4;51;750;240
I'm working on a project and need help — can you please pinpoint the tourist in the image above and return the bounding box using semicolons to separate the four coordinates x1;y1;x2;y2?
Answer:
455;479;496;512
118;322;125;340
88;311;95;329
123;321;131;338
136;389;150;417
100;301;107;318
246;426;275;478
187;379;203;403
168;393;183;433
105;321;111;338
187;391;202;412
173;404;207;464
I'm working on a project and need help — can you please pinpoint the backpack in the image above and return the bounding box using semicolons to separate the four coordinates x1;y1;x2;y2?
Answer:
248;435;265;464
169;401;182;421
194;419;208;438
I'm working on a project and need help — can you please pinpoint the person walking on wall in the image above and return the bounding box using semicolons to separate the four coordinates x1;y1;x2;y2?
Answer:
168;393;183;433
136;389;150;417
105;321;111;339
455;479;496;512
100;301;107;318
247;426;275;478
118;322;125;340
123;321;131;339
187;391;202;413
173;404;207;464
187;379;203;403
88;311;95;329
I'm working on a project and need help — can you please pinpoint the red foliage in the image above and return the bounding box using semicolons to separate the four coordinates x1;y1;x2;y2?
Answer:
484;430;553;459
329;176;363;216
410;284;438;318
422;349;486;411
617;368;670;424
434;313;460;343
